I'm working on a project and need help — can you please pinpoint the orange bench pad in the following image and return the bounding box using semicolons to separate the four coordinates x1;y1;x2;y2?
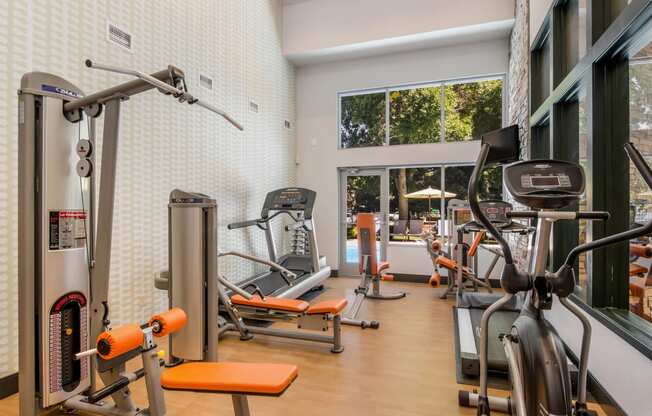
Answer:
307;299;348;315
231;295;309;313
161;362;298;396
630;264;648;277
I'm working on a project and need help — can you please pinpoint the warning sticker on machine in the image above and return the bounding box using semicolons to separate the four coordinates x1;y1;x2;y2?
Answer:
49;210;87;250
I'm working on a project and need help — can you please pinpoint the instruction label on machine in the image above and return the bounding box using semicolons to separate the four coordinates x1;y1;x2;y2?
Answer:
49;210;87;250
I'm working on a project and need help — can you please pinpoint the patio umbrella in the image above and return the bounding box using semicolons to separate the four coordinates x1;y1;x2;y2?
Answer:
404;186;457;212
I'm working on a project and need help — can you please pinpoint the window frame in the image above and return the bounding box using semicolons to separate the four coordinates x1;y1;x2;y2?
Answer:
337;74;507;149
530;0;652;358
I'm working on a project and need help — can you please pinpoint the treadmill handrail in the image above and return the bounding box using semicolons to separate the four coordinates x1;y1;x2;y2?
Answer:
218;251;298;283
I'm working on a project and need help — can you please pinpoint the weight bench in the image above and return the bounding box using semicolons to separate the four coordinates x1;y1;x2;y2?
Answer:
161;362;297;415
78;308;297;416
342;213;406;329
218;275;348;353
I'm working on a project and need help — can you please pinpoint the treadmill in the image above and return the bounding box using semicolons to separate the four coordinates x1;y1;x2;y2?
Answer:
454;200;534;378
227;187;331;299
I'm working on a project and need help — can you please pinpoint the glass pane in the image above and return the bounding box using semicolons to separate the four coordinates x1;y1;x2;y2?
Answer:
389;167;442;242
628;40;652;324
389;86;441;145
444;79;503;142
346;175;381;263
577;92;590;301
340;92;386;148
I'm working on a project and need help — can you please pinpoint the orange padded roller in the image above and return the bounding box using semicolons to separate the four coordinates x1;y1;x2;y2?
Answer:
96;324;144;360
149;308;187;337
429;272;441;287
468;231;485;257
630;244;652;258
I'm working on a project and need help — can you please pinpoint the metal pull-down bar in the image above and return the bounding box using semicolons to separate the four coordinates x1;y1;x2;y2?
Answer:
62;59;243;348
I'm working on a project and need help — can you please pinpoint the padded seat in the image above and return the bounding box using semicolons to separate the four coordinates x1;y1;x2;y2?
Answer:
231;295;309;313
307;299;348;315
161;362;298;396
378;261;390;273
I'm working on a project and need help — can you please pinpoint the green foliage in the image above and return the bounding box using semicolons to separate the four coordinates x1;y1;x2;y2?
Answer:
445;80;503;142
347;175;380;213
340;93;386;148
390;87;441;145
340;79;503;147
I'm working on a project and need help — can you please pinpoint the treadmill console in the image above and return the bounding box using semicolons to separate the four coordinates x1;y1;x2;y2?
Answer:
477;200;512;227
261;187;317;219
505;160;585;209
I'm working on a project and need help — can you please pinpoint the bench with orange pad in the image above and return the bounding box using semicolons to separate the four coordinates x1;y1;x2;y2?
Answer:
306;298;348;315
92;308;297;416
224;291;348;353
160;362;298;397
231;294;310;313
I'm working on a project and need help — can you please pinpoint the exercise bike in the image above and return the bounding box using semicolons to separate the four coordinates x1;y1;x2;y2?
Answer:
461;125;652;415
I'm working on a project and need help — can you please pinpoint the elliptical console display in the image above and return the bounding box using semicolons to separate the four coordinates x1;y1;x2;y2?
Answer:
504;160;585;209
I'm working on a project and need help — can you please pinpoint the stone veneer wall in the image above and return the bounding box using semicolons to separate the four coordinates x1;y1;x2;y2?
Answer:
507;0;532;266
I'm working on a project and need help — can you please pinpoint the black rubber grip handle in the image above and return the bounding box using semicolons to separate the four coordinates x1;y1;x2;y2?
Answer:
227;219;259;230
506;211;538;218
576;211;610;220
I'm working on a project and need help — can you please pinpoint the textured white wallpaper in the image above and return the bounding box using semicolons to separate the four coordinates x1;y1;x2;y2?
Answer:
0;0;296;377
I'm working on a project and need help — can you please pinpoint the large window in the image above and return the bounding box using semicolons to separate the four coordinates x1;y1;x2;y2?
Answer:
628;39;652;324
531;0;652;355
340;91;386;148
339;77;504;148
387;165;503;243
389;167;442;240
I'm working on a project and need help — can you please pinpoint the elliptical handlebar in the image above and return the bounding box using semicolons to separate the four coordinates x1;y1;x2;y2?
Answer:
469;144;515;265
556;142;652;272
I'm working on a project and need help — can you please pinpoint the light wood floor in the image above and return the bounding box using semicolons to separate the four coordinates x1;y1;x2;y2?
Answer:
0;278;605;415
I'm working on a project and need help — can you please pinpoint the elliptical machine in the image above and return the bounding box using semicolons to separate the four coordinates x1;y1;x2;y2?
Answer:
461;125;652;415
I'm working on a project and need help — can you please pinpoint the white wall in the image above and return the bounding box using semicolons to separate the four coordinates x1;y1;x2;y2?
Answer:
295;39;510;274
529;0;554;44
547;304;652;415
0;0;295;378
283;0;515;56
388;242;504;279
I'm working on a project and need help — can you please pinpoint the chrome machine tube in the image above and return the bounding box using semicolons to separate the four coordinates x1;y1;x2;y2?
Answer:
559;297;592;405
503;334;527;416
479;293;515;398
531;217;553;276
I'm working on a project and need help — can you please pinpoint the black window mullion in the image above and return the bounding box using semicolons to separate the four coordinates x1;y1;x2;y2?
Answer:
552;101;581;272
590;58;630;309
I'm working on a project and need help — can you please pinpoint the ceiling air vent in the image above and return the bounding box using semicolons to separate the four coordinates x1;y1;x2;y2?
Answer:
200;74;213;90
107;22;132;51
